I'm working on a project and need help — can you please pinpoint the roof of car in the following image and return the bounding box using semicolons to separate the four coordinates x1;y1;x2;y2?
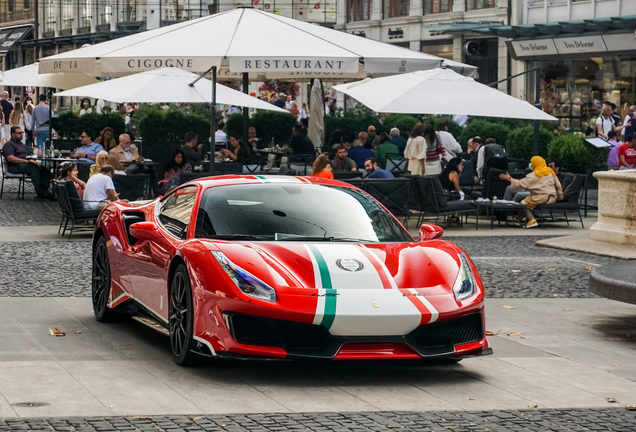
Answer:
189;175;356;189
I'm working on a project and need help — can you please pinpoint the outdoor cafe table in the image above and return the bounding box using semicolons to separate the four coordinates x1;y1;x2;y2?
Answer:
474;200;522;230
120;160;156;198
27;156;79;197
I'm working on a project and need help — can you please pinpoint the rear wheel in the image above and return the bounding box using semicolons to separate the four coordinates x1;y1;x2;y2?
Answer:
92;237;118;322
169;264;206;366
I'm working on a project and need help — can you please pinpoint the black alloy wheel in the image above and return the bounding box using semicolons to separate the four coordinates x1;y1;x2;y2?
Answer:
169;264;206;366
92;237;117;322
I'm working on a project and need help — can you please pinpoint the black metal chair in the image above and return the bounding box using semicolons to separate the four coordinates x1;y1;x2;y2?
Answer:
333;171;363;180
363;178;411;224
535;173;586;228
113;174;149;201
414;176;477;227
56;181;101;238
385;154;406;173
0;150;27;199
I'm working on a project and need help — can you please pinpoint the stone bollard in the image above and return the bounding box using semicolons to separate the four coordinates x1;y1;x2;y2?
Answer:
589;170;636;246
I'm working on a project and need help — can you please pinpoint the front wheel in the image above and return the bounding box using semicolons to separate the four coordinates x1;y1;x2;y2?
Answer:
169;264;206;366
92;237;118;322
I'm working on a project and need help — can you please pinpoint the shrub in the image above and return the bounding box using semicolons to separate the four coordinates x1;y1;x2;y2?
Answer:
423;116;462;140
547;134;609;167
249;111;298;145
52;110;79;139
382;114;418;140
225;113;243;138
505;125;553;160
458;120;511;150
325;105;382;144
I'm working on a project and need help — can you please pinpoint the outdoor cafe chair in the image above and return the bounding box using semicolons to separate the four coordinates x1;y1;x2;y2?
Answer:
414;176;477;227
56;181;101;239
534;173;586;229
385;154;406;173
265;156;288;175
113;174;149;201
0;150;28;200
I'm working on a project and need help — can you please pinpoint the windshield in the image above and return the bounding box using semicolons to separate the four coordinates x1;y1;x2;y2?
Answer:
193;183;412;242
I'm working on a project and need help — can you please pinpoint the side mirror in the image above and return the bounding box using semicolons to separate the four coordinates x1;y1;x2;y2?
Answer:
129;221;161;241
419;224;443;241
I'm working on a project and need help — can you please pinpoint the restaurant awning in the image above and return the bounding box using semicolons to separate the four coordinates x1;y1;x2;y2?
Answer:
0;25;33;56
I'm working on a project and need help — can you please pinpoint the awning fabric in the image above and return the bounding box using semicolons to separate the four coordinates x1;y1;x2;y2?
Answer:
0;25;33;55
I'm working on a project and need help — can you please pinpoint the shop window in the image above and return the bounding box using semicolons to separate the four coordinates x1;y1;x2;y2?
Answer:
384;0;409;18
528;57;636;134
120;0;147;22
8;0;14;12
421;41;454;59
348;0;371;21
307;0;336;23
467;0;495;10
24;0;30;9
424;0;450;14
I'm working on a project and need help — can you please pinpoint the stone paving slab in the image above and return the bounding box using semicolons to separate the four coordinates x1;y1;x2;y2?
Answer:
0;408;635;431
0;297;634;419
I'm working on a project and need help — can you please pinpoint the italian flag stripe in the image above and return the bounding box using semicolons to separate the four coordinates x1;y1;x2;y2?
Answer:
255;175;270;183
307;244;337;329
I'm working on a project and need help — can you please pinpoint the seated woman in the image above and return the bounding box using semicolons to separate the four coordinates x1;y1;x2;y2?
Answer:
438;157;464;198
57;162;100;218
310;154;334;179
219;133;251;164
95;127;117;152
89;151;109;178
158;149;192;192
499;156;563;228
58;162;86;198
107;156;128;175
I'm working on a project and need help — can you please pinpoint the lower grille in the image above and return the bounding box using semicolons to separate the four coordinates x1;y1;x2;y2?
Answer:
407;313;483;349
228;313;331;350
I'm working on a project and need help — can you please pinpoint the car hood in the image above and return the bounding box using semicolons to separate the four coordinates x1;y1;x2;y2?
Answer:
205;241;463;293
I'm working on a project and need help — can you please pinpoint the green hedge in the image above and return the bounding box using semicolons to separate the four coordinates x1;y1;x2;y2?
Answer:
382;114;419;140
250;111;298;145
325;105;382;143
547;134;609;167
52;111;125;140
458;120;511;150
506;125;553;160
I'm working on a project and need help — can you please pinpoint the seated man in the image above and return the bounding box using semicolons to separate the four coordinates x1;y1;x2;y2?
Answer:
503;186;530;203
331;145;357;172
364;157;394;179
375;135;400;168
285;125;314;155
75;129;104;163
109;132;144;173
347;140;374;169
390;128;407;157
180;131;202;168
62;176;102;219
2;126;53;200
618;133;636;170
248;127;260;152
83;165;128;210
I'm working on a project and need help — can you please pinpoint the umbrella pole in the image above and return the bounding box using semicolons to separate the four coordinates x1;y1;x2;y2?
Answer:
242;72;249;150
210;66;217;175
533;68;541;156
47;88;52;156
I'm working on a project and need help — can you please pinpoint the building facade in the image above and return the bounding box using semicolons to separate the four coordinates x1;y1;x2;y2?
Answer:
334;0;512;91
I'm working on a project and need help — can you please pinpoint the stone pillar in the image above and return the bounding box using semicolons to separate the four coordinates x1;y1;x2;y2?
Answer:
589;170;636;246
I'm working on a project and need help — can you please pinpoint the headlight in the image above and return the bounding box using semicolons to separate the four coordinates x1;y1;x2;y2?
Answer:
452;253;477;301
212;251;277;302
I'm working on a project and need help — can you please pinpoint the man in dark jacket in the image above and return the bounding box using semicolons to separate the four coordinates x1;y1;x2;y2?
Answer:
389;128;406;157
3;126;53;200
286;125;314;155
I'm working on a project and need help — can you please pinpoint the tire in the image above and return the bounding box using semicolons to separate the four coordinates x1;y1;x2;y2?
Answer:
169;264;207;366
92;237;118;322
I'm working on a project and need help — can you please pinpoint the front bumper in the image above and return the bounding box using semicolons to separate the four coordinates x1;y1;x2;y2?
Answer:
222;311;490;360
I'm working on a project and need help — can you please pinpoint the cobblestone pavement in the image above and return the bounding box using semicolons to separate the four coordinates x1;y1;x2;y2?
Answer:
1;408;635;431
0;237;611;298
0;241;91;297
0;179;61;226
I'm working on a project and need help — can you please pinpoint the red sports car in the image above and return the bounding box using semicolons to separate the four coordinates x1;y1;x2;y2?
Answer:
92;175;491;365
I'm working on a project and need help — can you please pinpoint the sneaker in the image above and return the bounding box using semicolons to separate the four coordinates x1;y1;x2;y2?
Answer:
525;220;539;228
505;220;521;227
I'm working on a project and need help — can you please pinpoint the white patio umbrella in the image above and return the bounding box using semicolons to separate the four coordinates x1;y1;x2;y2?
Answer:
307;79;324;149
333;68;557;121
38;8;471;78
54;67;286;112
0;62;97;89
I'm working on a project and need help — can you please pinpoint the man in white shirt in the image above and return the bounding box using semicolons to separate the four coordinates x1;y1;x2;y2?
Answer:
83;166;127;210
215;121;227;144
436;120;463;161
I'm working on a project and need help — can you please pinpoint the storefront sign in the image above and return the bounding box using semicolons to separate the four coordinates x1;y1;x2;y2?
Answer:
387;28;404;39
230;57;359;73
554;36;606;54
351;31;366;38
0;25;32;55
510;39;558;57
509;33;636;60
